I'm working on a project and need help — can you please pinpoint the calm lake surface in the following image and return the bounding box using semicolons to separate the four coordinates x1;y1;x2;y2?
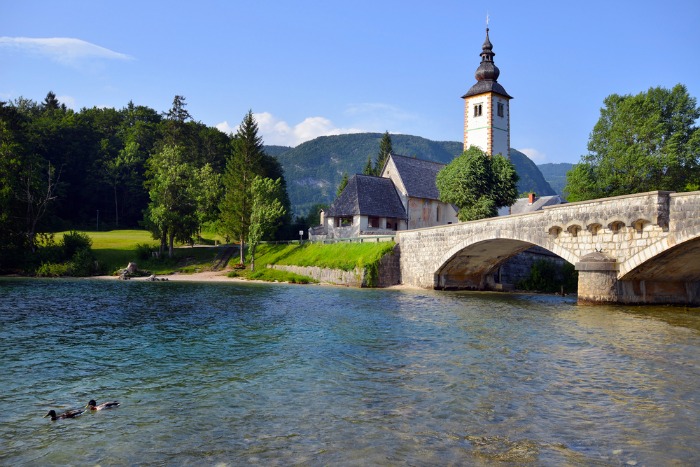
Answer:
1;278;699;466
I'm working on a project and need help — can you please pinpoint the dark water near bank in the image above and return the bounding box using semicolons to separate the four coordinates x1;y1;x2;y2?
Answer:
1;278;699;466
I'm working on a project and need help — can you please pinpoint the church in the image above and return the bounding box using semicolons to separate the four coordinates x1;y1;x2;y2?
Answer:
311;28;526;240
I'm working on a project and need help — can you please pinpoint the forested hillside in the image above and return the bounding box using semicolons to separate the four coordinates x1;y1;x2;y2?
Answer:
270;133;555;215
537;162;574;197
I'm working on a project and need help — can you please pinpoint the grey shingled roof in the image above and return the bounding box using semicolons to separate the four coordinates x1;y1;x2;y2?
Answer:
509;195;565;215
390;154;445;200
325;174;407;219
461;80;512;99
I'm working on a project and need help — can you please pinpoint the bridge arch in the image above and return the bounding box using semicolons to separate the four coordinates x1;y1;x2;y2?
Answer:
433;232;579;290
619;231;700;281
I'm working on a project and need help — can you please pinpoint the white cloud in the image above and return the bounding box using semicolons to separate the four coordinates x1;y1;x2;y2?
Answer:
518;148;547;164
0;37;132;65
217;112;364;147
56;95;77;109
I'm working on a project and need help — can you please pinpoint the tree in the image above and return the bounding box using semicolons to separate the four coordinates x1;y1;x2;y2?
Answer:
374;131;393;175
248;176;286;271
336;171;349;196
565;84;700;201
144;145;198;258
162;95;193;148
436;146;519;221
220;110;266;264
363;155;374;175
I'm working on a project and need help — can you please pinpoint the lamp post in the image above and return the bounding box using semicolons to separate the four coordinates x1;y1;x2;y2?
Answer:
299;230;303;244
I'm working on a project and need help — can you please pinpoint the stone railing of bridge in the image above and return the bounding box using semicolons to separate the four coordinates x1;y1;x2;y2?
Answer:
396;190;700;305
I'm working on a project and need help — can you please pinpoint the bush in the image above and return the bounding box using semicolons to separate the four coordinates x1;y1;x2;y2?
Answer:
518;259;578;294
36;262;72;277
71;248;96;276
135;243;158;261
61;231;93;259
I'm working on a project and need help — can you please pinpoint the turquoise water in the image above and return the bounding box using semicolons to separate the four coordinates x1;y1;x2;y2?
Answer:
1;278;699;465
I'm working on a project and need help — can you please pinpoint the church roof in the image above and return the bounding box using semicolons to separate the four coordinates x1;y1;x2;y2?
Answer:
325;174;407;219
462;28;512;99
462;80;512;99
390;153;446;201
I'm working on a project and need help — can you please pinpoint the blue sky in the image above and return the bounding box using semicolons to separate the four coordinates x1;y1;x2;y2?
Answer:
2;0;699;164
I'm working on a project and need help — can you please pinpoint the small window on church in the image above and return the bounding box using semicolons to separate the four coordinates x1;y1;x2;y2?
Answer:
497;102;504;118
473;103;483;117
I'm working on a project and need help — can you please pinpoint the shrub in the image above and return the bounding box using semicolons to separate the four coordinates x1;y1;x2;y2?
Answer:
518;259;578;294
36;262;72;277
61;231;93;259
135;243;158;261
71;248;96;276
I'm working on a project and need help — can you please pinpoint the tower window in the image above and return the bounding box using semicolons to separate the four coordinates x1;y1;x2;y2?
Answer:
497;102;504;117
473;103;483;117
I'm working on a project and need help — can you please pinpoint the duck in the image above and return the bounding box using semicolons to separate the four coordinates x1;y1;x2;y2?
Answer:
44;408;85;420
86;399;120;411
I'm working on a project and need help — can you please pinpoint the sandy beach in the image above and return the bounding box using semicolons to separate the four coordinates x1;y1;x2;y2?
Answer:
93;269;237;283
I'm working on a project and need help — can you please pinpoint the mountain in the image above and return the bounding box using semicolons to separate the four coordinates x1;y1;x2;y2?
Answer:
537;162;575;197
510;149;556;197
267;133;555;216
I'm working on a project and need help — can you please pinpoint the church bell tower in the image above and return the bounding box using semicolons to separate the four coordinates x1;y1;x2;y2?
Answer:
461;27;512;158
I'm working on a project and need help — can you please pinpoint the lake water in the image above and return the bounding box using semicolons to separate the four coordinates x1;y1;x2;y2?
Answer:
1;278;699;466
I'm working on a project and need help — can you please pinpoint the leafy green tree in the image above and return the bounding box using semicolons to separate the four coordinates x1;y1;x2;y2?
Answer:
220;110;266;264
374;131;393;175
193;163;222;235
248;176;286;271
336;172;349;196
565;84;700;201
144;145;198;258
436;146;519;221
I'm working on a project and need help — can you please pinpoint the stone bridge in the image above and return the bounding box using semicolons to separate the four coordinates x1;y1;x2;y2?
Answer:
396;191;700;305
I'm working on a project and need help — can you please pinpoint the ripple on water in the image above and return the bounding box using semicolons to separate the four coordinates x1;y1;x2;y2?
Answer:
1;278;699;465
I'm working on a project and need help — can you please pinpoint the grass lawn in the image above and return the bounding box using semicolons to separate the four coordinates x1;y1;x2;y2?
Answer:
227;241;397;284
56;230;226;276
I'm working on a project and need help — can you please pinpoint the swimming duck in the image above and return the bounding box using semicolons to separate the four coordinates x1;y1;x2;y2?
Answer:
86;399;120;411
44;408;85;420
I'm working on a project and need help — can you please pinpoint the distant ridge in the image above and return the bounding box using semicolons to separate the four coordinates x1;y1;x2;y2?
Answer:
537;162;574;197
266;133;555;215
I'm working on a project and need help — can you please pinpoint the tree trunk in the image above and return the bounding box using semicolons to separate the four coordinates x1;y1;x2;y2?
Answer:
113;184;119;227
168;232;175;258
239;235;245;264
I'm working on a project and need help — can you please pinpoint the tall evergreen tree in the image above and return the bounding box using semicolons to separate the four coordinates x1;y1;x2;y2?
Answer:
374;131;393;175
363;155;374;175
220;110;266;264
336;172;349;197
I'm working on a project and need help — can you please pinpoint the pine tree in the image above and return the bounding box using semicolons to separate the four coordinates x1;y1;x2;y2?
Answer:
336;172;349;197
220;110;266;264
363;155;374;175
374;131;393;175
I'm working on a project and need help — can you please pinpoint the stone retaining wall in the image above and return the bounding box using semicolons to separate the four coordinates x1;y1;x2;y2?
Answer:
270;245;401;288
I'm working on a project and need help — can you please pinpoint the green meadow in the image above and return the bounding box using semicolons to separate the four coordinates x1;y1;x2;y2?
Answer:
61;230;395;284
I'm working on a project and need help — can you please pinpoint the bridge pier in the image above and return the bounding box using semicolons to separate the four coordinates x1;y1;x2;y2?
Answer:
576;252;620;304
576;251;700;305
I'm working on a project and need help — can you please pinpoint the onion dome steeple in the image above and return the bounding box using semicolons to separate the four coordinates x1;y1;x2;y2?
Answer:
462;28;512;99
475;28;500;81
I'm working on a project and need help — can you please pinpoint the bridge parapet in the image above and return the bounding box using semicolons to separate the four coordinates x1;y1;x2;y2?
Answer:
397;190;700;304
544;191;674;266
